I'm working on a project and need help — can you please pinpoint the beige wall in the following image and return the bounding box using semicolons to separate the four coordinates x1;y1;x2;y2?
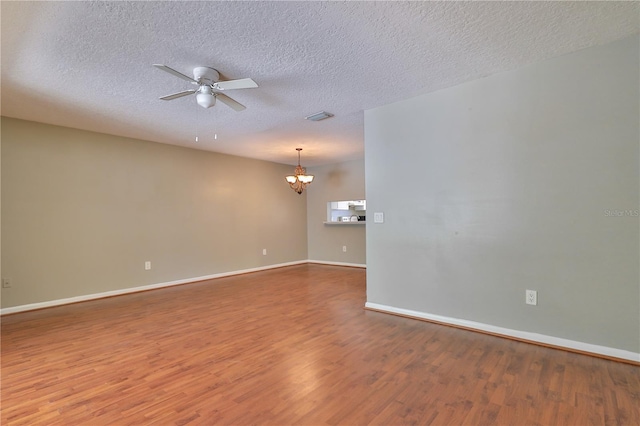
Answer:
306;159;366;265
364;35;639;355
1;117;308;308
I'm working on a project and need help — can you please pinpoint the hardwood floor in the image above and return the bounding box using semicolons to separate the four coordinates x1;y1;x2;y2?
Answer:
1;264;638;425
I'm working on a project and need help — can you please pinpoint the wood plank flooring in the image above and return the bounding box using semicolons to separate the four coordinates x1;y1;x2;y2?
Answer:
1;264;639;425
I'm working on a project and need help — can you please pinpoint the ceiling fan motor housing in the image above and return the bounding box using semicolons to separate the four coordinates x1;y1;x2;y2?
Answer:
193;67;219;84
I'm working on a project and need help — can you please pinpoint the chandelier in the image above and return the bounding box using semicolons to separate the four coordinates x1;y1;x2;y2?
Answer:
285;148;314;194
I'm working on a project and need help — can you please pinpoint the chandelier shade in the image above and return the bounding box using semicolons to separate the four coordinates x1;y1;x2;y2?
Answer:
285;148;314;194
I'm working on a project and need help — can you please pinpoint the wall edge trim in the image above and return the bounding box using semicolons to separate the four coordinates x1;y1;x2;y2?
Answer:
0;260;308;315
307;260;366;268
364;302;640;364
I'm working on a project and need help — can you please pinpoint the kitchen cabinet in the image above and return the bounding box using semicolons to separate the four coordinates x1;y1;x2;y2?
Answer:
348;200;366;211
330;201;351;210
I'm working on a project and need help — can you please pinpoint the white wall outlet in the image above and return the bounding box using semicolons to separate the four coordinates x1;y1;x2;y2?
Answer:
2;278;11;288
374;212;384;223
262;248;267;256
145;261;151;270
342;245;347;252
526;289;537;305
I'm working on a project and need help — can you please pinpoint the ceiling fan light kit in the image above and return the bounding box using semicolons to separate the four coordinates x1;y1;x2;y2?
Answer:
154;64;257;110
285;148;314;195
196;86;216;109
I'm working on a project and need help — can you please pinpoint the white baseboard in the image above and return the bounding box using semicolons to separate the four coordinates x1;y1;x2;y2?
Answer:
307;260;366;268
0;260;308;316
365;302;639;363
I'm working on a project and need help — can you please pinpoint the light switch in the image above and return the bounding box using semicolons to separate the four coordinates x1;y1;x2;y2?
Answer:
374;212;384;223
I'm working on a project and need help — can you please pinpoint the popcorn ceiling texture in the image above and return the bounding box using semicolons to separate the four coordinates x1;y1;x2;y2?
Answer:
1;1;638;166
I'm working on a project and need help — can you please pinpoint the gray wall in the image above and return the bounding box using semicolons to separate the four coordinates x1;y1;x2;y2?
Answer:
306;159;366;265
1;117;308;308
364;35;639;353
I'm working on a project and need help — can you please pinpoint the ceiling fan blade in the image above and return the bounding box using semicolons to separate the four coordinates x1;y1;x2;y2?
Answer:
213;78;258;91
216;93;246;111
153;64;197;84
159;89;196;100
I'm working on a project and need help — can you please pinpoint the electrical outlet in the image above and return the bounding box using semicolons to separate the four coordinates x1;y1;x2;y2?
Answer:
2;278;11;288
342;245;347;252
526;289;537;305
145;261;151;270
262;248;267;256
374;212;384;223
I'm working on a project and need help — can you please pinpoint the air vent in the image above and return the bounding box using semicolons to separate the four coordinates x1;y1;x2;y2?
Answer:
305;111;334;121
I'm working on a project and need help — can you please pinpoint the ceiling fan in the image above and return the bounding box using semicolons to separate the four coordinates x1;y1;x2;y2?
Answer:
153;64;258;111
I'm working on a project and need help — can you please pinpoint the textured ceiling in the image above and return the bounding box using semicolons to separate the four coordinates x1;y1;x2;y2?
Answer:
1;1;638;166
